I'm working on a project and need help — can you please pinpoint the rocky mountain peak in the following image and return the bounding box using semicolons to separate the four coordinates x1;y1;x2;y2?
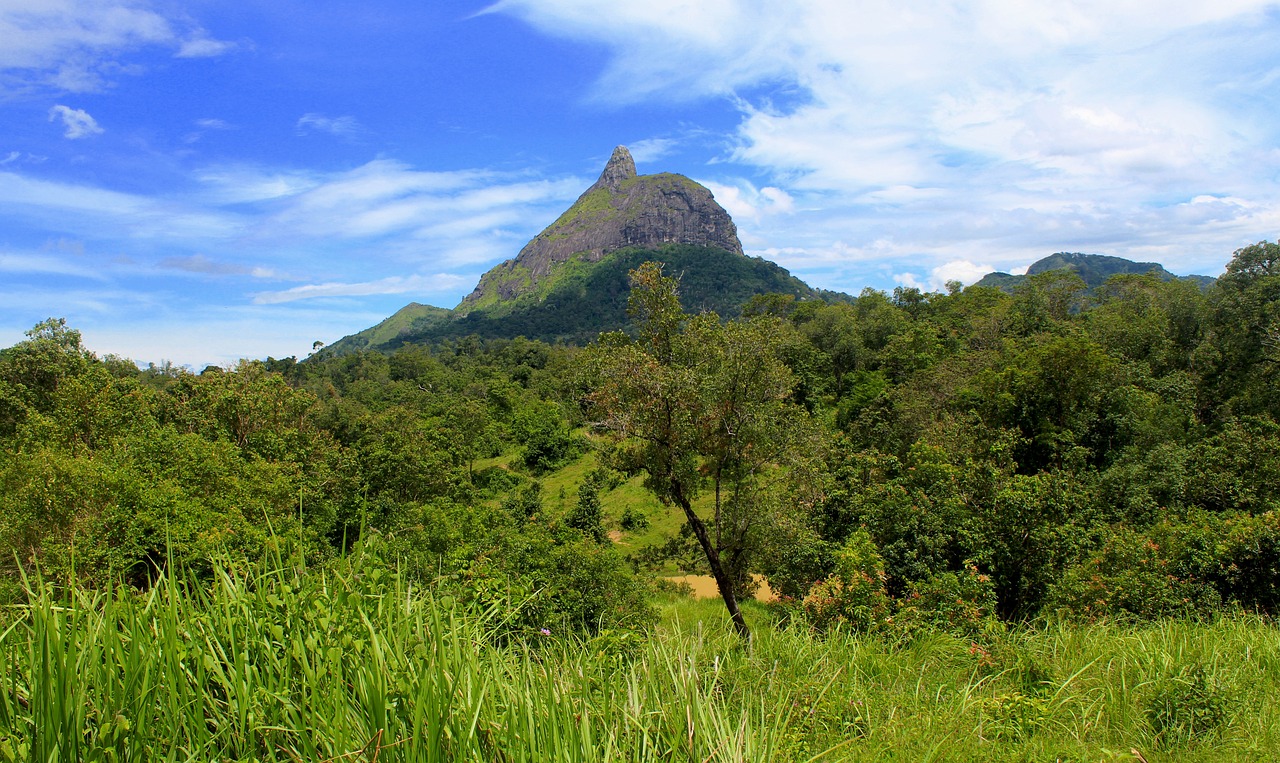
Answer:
459;146;743;310
589;145;637;192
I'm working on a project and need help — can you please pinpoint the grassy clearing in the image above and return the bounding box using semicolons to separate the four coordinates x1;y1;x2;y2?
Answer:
474;443;696;569
2;554;1278;762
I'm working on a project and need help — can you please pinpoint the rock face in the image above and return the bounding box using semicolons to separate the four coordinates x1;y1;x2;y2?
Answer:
460;146;743;309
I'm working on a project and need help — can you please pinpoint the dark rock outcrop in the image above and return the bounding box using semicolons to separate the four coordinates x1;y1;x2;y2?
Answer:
460;146;743;309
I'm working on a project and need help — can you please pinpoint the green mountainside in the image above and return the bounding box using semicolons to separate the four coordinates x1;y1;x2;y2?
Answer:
975;251;1215;292
328;146;813;353
332;244;815;351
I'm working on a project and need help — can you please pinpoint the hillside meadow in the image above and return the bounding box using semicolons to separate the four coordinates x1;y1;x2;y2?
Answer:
3;548;1278;762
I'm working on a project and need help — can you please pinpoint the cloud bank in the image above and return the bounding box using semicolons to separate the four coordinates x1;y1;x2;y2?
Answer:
0;0;235;92
495;0;1280;286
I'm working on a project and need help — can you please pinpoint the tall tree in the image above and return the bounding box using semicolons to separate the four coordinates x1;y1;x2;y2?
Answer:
585;262;818;638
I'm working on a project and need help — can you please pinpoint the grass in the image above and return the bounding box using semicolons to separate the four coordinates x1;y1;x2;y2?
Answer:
3;549;1279;762
0;556;804;763
472;443;702;572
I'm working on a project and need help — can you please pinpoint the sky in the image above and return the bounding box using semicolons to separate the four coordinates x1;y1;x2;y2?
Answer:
2;0;1279;368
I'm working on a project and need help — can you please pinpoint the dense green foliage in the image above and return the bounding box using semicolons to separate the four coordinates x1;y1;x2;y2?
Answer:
0;322;651;637
4;242;1280;628
1;240;1279;758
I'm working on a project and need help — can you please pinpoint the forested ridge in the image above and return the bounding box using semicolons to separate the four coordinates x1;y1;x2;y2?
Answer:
2;241;1279;760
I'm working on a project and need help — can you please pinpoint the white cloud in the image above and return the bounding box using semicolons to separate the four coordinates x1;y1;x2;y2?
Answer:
0;170;245;241
157;253;248;276
927;259;996;290
48;104;103;138
627;137;677;163
175;36;235;58
494;0;1280;290
252;274;470;305
195;118;232;130
701;179;794;242
254;159;581;243
0;0;177;91
0;250;108;280
1;155;590;328
296;113;363;139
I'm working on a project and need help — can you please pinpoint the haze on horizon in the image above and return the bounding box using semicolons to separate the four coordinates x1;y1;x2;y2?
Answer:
2;0;1278;368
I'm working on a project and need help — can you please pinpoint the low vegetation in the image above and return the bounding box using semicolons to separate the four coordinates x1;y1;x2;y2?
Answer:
1;240;1278;759
3;550;1278;761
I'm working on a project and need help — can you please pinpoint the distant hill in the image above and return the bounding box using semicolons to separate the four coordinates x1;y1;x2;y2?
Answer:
975;252;1215;292
328;147;816;353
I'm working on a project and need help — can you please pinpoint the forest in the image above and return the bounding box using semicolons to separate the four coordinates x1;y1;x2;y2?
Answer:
1;241;1278;761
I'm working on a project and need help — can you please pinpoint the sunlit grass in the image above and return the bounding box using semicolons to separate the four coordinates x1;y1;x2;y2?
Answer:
3;556;1278;762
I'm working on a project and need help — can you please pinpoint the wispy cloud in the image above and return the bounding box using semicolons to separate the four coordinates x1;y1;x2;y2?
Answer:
0;250;109;280
296;113;363;139
158;254;251;276
0;151;37;166
628;137;677;163
495;0;1280;287
245;159;582;245
1;155;587;334
252;273;470;305
0;171;246;242
48;105;103;138
175;36;237;58
0;0;175;92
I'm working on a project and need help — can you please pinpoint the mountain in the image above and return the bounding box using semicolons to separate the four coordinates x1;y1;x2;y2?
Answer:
328;147;815;352
459;146;744;312
974;252;1216;292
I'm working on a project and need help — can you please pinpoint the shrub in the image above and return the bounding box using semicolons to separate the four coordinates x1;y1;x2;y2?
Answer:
1044;525;1208;621
894;565;998;637
619;506;649;531
802;530;892;632
1146;664;1234;746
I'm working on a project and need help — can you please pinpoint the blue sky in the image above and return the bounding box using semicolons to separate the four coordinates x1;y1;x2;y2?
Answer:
2;0;1279;367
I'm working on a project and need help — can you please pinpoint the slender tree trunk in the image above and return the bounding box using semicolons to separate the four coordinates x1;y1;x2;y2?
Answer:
673;481;750;640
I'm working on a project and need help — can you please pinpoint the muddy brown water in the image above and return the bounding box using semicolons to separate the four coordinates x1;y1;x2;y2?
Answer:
664;574;777;602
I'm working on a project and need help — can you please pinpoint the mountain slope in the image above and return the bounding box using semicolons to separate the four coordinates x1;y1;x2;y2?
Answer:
328;147;813;353
975;252;1215;292
334;244;814;351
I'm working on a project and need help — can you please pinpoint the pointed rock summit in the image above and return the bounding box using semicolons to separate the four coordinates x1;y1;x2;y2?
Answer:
460;145;743;309
591;145;638;192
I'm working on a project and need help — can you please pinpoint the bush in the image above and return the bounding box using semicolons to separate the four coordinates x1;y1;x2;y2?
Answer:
619;506;649;531
1146;664;1234;746
512;401;583;474
1044;525;1208;621
472;465;527;497
894;565;998;637
802;530;892;632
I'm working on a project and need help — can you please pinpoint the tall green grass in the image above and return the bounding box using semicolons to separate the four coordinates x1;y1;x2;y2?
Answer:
0;556;816;762
2;556;1278;762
